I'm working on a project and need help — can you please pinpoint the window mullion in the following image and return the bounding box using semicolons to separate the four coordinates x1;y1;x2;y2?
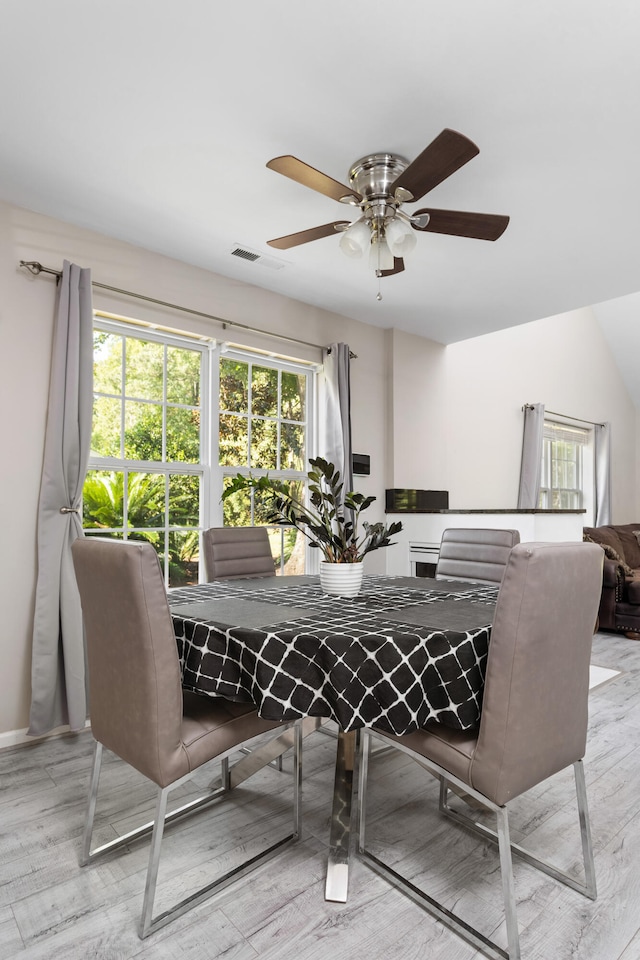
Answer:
162;342;168;465
276;370;282;471
120;334;126;459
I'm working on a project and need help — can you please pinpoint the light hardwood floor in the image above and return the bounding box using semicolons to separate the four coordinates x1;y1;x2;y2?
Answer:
2;630;640;960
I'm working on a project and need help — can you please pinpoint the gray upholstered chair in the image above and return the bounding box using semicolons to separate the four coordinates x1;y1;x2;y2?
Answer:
72;537;301;939
435;527;521;584
357;541;603;960
202;526;276;580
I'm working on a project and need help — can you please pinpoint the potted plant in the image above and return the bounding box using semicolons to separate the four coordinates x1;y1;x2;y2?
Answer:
221;456;403;597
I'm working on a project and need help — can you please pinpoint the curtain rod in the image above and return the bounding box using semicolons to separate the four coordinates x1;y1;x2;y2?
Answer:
523;403;605;428
19;260;356;358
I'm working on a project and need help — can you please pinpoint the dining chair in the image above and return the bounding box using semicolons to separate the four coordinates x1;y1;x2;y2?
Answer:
357;541;603;960
72;536;302;939
202;526;276;580
435;527;521;584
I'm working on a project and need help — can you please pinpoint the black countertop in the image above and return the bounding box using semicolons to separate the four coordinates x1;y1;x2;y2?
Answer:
385;508;586;515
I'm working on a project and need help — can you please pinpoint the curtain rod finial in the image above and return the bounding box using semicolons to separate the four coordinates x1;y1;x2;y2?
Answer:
20;260;43;276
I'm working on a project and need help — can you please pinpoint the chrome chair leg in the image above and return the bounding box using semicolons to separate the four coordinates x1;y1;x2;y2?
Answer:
496;807;521;960
574;760;597;899
80;740;103;866
81;725;303;939
140;720;304;938
358;732;597;960
440;765;597;899
140;786;170;937
359;734;512;958
220;756;230;789
293;719;303;838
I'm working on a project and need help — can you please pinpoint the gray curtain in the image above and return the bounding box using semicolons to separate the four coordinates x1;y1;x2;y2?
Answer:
29;261;93;736
594;422;612;526
517;402;545;508
320;342;353;500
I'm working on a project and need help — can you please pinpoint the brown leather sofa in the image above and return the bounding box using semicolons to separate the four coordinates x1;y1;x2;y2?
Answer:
583;523;640;634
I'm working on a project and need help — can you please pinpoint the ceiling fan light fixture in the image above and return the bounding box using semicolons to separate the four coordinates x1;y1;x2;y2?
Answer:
339;218;371;259
384;217;417;258
266;131;509;288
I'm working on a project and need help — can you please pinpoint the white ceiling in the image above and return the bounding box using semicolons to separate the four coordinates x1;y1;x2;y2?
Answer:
2;1;640;355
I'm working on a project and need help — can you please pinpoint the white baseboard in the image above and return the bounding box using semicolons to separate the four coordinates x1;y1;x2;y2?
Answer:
0;720;91;752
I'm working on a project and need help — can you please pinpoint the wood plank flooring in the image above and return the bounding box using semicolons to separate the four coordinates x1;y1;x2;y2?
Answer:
2;630;640;960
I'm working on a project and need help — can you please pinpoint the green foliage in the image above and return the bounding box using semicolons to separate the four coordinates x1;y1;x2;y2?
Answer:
82;471;200;586
93;332;201;464
222;457;402;563
82;471;165;529
219;358;306;473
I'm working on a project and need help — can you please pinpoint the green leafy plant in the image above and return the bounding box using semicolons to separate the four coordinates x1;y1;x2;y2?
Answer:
82;471;165;529
221;457;402;563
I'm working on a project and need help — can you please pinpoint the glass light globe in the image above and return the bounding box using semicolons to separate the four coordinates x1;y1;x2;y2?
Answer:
339;219;371;259
384;217;417;258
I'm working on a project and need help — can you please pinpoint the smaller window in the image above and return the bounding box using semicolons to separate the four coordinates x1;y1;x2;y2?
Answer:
538;421;590;509
217;350;312;575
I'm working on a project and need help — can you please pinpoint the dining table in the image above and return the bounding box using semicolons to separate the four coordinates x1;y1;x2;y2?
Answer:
167;573;498;901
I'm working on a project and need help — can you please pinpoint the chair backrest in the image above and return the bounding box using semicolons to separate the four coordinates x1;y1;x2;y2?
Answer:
202;526;275;581
435;527;521;584
470;541;603;805
72;537;185;786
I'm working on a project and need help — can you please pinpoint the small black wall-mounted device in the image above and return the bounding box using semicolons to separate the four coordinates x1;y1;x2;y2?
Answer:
352;453;370;476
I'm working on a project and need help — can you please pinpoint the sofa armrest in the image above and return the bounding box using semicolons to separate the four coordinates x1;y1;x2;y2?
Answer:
602;557;619;589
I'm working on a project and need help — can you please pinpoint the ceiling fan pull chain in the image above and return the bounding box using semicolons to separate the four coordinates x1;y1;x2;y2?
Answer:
374;232;382;299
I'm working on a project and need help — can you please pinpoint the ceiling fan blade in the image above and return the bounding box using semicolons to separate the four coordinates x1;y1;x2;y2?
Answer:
267;221;351;250
391;129;480;203
412;208;510;241
379;258;405;277
267;156;362;203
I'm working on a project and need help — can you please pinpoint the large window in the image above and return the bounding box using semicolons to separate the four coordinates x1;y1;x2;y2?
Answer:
538;420;590;509
83;318;314;585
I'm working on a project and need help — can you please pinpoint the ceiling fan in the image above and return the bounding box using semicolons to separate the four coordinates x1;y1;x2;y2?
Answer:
265;128;509;290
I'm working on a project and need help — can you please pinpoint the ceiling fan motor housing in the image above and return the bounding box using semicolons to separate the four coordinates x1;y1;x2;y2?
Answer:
348;153;408;199
348;154;410;229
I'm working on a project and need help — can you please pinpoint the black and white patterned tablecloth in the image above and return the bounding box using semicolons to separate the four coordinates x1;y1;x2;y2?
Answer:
168;575;497;734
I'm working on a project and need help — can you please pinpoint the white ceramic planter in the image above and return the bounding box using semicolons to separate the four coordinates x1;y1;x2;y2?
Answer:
319;561;364;598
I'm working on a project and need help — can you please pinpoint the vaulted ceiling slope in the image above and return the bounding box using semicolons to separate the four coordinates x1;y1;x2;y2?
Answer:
1;1;640;345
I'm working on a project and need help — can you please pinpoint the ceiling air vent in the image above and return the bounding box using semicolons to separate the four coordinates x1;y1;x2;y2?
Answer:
231;246;260;262
230;245;286;270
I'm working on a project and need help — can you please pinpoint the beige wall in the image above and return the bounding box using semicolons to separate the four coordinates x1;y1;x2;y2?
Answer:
1;198;638;741
388;311;638;516
385;330;448;491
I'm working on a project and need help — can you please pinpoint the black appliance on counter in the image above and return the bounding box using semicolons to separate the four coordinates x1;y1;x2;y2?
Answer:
385;488;449;512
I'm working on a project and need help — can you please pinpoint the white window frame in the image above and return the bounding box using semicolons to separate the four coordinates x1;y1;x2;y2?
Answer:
85;315;317;583
538;419;593;515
